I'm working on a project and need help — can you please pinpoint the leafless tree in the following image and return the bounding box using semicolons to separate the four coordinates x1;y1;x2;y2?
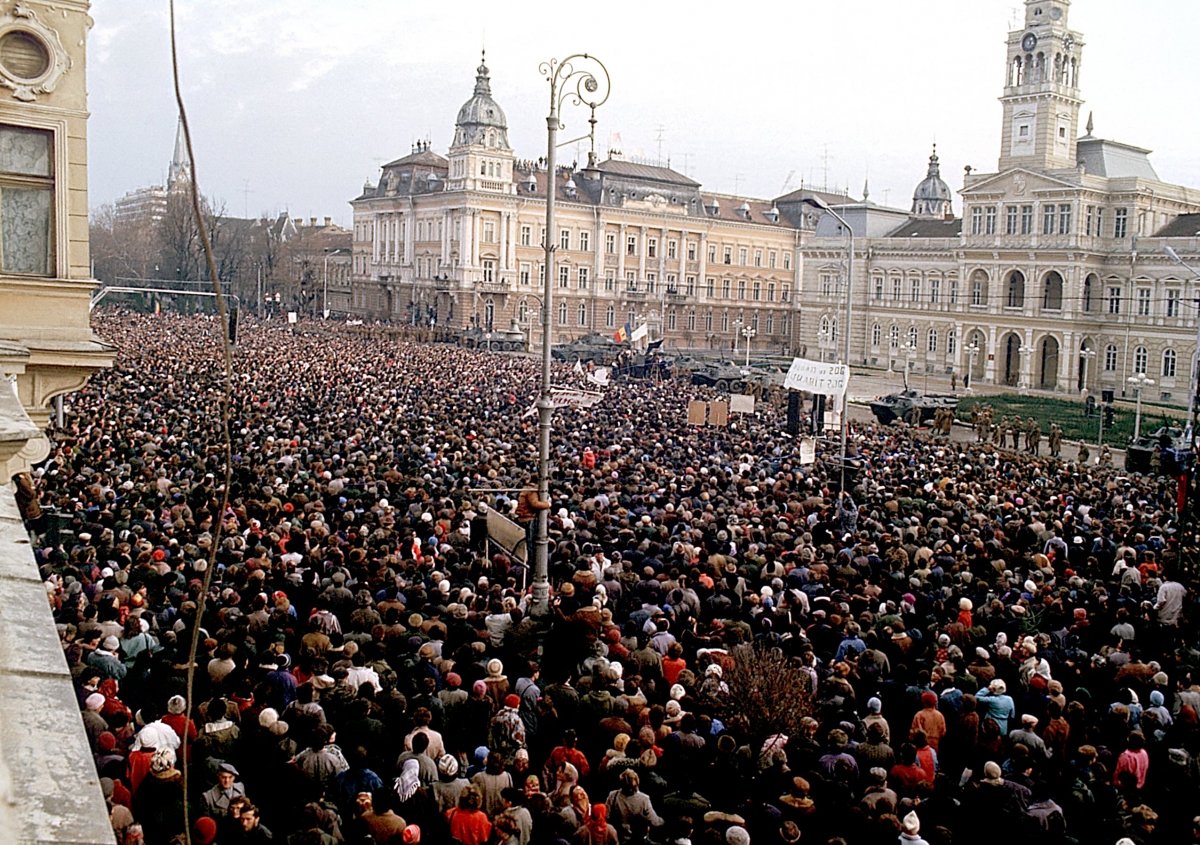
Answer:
721;643;815;753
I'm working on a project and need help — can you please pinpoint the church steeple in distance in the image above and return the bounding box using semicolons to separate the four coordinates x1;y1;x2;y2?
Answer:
912;144;953;219
167;116;192;191
997;0;1085;172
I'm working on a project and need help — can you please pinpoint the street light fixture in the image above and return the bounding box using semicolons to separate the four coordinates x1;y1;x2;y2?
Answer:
803;195;854;492
322;247;348;320
741;325;756;367
965;341;980;392
1128;372;1155;441
904;340;917;391
1079;346;1096;395
532;53;610;618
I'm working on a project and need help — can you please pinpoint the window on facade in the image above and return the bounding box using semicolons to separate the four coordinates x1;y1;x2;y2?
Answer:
722;279;731;299
765;313;774;334
708;244;717;263
0;125;53;276
558;301;567;325
667;309;677;330
769;250;777;268
685;275;696;296
1006;205;1019;235
604;271;615;291
873;276;884;301
558;265;569;287
482;260;495;282
927;328;938;353
578;267;589;289
1136;287;1151;316
737;279;746;300
706;277;715;298
1167;289;1181;318
1114;208;1128;238
1163;349;1178;378
626;271;637;290
949;279;959;305
1108;286;1122;314
666;273;677;292
605;304;615;327
821;273;834;297
560;229;570;250
892;276;902;302
754;249;762;267
646;273;656;293
605;233;615;254
578;303;587;326
752;281;761;301
648;238;657;258
705;312;713;331
872;323;881;348
781;284;790;302
1021;205;1033;235
723;246;732;265
1058;204;1072;235
687;241;697;261
519;263;531;286
627;235;637;255
910;277;921;302
521;225;531;246
1095;208;1103;237
1104;344;1118;371
907;326;918;348
767;281;775;302
783;253;791;270
1134;346;1148;375
985;206;997;235
721;313;729;332
1043;272;1063;310
667;239;677;259
1085;206;1094;236
889;325;899;349
1042;204;1056;235
579;231;589;251
738;247;747;265
1006;271;1025;308
930;278;941;304
1082;275;1094;311
947;329;957;355
971;207;983;235
687;311;696;331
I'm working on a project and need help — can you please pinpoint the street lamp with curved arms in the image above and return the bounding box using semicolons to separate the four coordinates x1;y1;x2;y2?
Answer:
532;54;610;618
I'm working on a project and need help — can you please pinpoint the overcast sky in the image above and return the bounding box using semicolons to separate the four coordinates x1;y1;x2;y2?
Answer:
87;1;1200;226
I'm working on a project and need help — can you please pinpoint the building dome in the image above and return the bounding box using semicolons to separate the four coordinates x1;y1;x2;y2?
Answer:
453;55;510;150
911;145;952;218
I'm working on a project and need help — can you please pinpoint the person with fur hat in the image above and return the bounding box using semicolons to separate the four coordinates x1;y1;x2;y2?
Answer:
132;747;184;843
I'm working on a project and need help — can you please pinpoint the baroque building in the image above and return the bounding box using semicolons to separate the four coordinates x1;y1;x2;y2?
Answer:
350;2;1200;406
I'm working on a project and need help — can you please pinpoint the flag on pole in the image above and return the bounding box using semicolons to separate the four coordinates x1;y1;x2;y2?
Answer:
613;322;630;343
573;358;584;375
647;338;664;352
631;322;649;342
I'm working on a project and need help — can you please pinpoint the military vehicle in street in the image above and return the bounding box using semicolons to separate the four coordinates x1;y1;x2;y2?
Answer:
551;333;626;365
1125;425;1194;475
870;389;958;425
458;325;527;352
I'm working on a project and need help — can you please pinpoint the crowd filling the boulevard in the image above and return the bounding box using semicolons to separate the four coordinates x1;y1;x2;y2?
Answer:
30;311;1200;845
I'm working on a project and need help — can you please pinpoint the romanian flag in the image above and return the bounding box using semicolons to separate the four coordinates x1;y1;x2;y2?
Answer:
613;322;630;343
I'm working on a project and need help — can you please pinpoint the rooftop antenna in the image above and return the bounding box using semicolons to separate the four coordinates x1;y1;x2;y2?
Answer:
821;145;832;192
654;125;665;165
733;173;744;195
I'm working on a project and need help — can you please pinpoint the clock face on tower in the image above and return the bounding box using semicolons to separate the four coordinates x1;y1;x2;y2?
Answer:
1022;32;1038;52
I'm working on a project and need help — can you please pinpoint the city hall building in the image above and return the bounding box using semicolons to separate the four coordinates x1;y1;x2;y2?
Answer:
348;0;1200;405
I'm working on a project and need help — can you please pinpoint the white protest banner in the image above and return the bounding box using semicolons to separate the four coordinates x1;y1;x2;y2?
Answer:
784;357;849;397
630;322;649;342
797;436;817;465
587;367;611;387
729;393;755;415
550;387;604;408
287;311;298;324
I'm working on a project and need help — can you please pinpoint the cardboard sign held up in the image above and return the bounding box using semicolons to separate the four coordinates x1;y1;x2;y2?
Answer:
709;400;729;427
798;436;817;465
687;399;707;426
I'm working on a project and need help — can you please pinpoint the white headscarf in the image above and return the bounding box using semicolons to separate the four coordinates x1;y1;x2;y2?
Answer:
394;758;420;803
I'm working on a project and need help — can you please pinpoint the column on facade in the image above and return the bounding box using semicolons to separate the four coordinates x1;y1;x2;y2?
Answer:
591;213;603;333
1022;327;1035;389
463;211;474;270
499;212;509;272
986;325;998;382
440;210;450;266
473;211;482;268
637;226;647;283
372;214;381;263
617;223;627;281
1059;330;1074;393
404;214;414;267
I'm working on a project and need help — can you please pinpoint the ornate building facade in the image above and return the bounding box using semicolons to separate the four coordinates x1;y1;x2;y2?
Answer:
349;1;1200;405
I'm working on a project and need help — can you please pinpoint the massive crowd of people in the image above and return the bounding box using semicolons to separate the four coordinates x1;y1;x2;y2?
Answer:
28;311;1200;845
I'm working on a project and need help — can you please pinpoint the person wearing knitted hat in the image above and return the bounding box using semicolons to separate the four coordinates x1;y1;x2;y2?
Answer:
900;811;929;845
864;696;891;744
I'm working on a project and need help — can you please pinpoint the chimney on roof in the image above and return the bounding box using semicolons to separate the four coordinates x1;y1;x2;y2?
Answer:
309;217;317;227
293;218;302;227
324;217;332;227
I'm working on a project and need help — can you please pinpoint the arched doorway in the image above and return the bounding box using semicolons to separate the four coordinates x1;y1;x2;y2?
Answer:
1002;333;1022;386
1039;336;1059;390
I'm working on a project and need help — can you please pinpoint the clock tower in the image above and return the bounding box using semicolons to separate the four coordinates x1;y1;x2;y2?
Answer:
997;0;1085;172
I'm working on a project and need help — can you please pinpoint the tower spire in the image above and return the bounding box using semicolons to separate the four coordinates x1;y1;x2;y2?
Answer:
167;116;192;190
